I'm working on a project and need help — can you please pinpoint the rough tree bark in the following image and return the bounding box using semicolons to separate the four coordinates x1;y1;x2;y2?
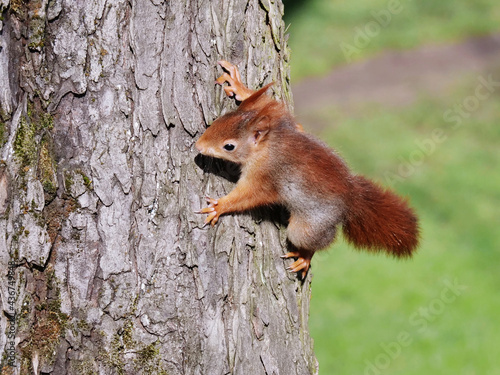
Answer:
0;0;318;374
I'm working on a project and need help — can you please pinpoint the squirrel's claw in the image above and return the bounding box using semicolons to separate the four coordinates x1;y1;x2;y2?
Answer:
215;72;236;91
216;60;255;102
204;211;219;226
281;251;299;259
204;196;218;205
197;196;221;226
199;206;215;214
283;251;311;279
218;60;242;81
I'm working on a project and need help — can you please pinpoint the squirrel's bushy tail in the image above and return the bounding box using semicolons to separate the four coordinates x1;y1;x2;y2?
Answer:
343;176;419;257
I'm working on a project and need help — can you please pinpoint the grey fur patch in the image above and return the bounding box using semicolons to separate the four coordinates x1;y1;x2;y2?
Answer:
279;178;345;250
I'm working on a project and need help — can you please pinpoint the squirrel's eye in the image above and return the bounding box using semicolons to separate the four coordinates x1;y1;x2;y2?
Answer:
223;143;235;151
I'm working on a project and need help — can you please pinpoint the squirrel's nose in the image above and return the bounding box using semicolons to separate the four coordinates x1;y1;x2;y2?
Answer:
195;139;204;153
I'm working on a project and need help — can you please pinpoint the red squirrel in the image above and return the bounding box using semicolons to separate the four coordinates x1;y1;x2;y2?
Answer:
196;61;419;278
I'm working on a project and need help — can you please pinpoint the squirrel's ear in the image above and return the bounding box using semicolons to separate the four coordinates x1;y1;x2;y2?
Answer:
252;119;270;145
239;82;274;110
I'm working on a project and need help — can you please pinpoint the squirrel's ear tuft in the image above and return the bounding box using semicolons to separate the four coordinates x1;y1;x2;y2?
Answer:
239;82;274;110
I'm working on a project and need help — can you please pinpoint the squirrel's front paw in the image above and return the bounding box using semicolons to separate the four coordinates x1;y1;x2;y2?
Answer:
197;196;221;226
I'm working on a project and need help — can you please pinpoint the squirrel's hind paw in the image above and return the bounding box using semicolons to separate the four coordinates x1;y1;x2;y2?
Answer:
282;251;312;279
216;60;255;102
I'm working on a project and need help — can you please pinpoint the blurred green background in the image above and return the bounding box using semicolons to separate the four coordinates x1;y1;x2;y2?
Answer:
282;0;500;374
285;0;500;81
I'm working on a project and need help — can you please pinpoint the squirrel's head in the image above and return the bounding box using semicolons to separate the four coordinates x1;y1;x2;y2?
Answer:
196;83;277;165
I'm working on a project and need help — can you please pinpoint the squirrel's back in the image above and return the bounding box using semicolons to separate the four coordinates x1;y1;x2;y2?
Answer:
269;125;352;199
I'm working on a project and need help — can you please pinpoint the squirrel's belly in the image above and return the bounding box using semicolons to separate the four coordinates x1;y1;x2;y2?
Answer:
286;199;345;251
279;181;345;224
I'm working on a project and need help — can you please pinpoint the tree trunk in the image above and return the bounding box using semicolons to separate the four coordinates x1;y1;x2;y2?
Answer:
0;0;317;374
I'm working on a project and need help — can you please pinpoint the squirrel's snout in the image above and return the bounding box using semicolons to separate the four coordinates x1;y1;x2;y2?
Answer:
195;139;204;153
195;139;213;157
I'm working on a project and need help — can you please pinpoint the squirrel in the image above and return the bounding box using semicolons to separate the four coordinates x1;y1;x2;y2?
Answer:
196;60;419;278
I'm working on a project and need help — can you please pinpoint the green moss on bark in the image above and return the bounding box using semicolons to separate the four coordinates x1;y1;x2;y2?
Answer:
19;268;69;374
13;101;57;197
0;121;6;147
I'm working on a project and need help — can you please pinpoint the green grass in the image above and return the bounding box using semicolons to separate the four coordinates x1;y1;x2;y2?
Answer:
306;73;500;374
283;0;500;80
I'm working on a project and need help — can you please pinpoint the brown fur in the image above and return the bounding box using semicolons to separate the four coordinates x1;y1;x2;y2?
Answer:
343;175;419;257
